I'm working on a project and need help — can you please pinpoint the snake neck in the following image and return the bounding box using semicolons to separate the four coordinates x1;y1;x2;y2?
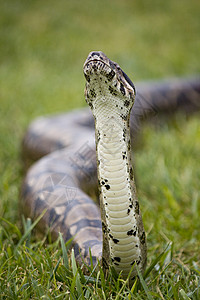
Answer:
94;109;144;278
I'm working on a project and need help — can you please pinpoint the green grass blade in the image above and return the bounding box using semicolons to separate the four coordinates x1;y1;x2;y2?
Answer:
59;232;69;269
49;257;61;281
144;243;170;279
15;210;47;251
129;277;138;298
179;289;191;300
136;264;154;300
89;248;94;270
71;249;83;298
0;217;22;239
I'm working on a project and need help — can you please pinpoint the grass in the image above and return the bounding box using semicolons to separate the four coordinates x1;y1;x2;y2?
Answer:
0;0;200;298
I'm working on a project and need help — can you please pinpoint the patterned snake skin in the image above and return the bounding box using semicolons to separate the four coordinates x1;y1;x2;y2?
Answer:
21;51;200;280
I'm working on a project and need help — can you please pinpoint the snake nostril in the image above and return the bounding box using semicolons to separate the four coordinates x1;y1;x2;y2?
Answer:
91;51;100;57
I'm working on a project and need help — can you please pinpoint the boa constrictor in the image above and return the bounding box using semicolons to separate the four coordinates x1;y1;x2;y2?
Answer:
21;51;200;280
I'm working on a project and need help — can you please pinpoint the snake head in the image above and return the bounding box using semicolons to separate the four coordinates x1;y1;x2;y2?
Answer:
83;51;136;116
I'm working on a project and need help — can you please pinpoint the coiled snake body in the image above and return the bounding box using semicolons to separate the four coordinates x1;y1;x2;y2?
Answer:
21;51;200;280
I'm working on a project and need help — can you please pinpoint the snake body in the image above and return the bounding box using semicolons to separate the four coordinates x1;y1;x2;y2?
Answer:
21;51;200;279
84;52;146;277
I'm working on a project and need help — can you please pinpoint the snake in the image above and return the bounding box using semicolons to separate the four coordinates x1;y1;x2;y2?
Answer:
21;51;200;280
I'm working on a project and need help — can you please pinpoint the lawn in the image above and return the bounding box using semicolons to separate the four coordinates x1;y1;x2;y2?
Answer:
0;0;200;298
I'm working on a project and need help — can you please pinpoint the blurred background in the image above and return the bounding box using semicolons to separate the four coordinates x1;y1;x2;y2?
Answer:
0;0;199;231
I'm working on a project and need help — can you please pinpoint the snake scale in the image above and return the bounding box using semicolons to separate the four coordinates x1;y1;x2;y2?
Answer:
21;51;200;280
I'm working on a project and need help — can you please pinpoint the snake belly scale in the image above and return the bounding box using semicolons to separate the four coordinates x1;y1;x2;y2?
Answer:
84;51;146;278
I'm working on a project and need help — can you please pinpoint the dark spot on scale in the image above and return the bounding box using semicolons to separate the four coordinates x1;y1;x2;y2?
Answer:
85;74;90;82
121;114;127;121
105;179;108;182
129;204;133;209
124;100;130;107
92;63;97;71
102;221;107;234
135;201;139;214
127;229;136;236
127;208;130;215
109;234;121;244
106;69;115;81
127;229;133;236
128;140;131;151
90;88;96;98
105;184;110;190
114;257;121;262
114;262;119;266
140;231;146;245
129;167;133;180
122;154;125;160
131;260;135;266
97;130;100;142
101;180;105;185
113;238;119;244
108;86;117;96
120;83;125;96
88;102;93;109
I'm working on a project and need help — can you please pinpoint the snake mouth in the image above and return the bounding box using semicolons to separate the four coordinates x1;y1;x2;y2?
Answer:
83;59;115;82
83;51;112;70
83;59;113;72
